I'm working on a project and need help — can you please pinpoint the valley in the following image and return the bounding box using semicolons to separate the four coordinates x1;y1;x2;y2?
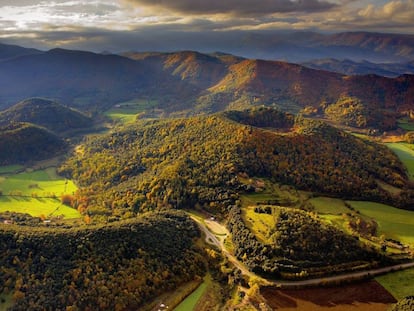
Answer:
1;40;414;310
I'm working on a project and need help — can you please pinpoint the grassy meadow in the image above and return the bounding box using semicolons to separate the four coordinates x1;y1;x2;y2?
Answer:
0;166;80;219
105;98;158;124
347;201;414;246
397;118;414;131
173;280;208;311
386;142;414;180
309;197;350;214
0;165;24;174
376;267;414;300
243;206;277;243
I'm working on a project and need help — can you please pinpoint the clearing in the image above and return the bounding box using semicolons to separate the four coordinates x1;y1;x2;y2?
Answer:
0;166;80;219
242;205;278;244
105;98;159;124
386;142;414;180
309;197;350;215
348;201;414;247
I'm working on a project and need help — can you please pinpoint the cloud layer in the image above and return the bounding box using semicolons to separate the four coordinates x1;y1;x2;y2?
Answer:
123;0;338;15
0;0;413;52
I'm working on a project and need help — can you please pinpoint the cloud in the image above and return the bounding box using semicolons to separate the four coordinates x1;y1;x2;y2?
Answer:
358;0;414;21
122;0;338;16
1;0;414;54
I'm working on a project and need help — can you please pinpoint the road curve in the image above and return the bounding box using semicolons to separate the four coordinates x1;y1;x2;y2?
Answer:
190;215;414;288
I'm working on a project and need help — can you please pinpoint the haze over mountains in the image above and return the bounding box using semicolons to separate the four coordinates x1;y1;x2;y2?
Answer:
1;33;414;133
302;59;414;77
112;31;414;63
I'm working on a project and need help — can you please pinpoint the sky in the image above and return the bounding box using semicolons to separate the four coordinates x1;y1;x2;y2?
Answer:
0;0;413;52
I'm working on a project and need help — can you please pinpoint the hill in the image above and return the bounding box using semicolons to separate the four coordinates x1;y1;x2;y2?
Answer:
0;210;205;310
124;51;231;89
227;205;391;278
1;46;413;130
0;122;65;165
58;108;414;220
203;59;414;130
0;48;149;109
0;98;92;133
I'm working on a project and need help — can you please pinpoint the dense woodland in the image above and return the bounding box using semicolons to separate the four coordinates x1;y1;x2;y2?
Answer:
1;106;413;307
58;108;414;221
227;205;390;278
0;210;205;310
1;40;414;309
0;122;65;165
0;98;92;134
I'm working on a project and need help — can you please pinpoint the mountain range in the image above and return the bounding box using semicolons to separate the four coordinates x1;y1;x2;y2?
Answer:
302;59;414;77
115;30;414;63
1;33;414;131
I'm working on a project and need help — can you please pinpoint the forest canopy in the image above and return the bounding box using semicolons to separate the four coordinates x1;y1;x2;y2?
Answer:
58;108;414;220
0;210;205;310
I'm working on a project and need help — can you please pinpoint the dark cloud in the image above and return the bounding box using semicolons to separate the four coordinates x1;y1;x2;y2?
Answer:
124;0;338;16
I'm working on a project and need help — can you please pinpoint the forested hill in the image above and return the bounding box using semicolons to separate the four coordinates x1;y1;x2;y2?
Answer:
0;98;92;133
1;45;414;131
0;48;149;109
0;122;65;165
59;108;414;220
0;210;205;310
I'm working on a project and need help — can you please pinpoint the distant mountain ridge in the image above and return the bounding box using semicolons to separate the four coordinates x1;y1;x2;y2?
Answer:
118;31;414;62
0;42;41;61
0;47;149;108
302;58;414;77
1;40;414;131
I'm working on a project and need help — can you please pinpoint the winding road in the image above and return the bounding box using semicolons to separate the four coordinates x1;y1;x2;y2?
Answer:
191;215;414;288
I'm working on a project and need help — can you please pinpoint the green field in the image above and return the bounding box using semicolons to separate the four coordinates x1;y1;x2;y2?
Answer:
241;193;280;207
309;197;351;214
376;268;414;300
0;165;24;174
0;198;81;219
0;167;80;219
240;183;303;208
105;98;158;124
0;167;77;195
347;201;414;246
174;280;208;311
397;118;414;131
387;142;414;180
243;206;277;243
